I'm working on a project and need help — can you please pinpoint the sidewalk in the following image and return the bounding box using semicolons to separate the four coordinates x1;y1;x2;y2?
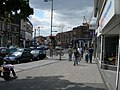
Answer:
97;60;120;90
0;54;107;90
46;54;107;90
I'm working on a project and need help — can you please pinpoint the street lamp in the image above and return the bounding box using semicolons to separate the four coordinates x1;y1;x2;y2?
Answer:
44;0;53;36
34;29;36;46
38;26;43;37
38;27;43;45
44;0;54;57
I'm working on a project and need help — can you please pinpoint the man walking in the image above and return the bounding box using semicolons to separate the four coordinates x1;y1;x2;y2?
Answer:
73;47;79;66
88;46;94;63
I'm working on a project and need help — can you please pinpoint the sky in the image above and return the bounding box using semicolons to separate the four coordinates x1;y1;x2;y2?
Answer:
29;0;95;37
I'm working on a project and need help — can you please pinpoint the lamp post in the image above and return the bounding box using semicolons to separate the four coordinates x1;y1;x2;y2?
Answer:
44;0;53;36
34;29;36;47
38;27;43;45
38;26;43;37
44;0;54;57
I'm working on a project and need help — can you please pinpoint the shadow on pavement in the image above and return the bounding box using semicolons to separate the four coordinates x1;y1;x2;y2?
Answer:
0;75;106;90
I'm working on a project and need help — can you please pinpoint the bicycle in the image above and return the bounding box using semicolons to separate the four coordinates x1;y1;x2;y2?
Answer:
54;49;64;60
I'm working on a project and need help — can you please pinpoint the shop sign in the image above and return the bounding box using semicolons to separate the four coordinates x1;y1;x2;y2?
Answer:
99;0;115;30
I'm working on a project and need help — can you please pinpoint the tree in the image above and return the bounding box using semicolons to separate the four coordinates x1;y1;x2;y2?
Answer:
0;0;33;22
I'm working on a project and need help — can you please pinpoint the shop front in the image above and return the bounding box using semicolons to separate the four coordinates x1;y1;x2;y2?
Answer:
96;0;120;70
95;0;120;89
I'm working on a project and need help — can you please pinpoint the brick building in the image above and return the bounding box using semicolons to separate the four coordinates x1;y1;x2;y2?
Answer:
55;25;94;48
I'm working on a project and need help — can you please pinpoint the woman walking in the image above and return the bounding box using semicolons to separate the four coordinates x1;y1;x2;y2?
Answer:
73;47;79;66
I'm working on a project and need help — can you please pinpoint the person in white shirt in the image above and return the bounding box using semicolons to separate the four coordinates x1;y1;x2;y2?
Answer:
3;61;18;79
77;47;83;61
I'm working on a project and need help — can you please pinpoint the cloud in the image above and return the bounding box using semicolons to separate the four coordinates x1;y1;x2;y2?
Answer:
29;0;94;36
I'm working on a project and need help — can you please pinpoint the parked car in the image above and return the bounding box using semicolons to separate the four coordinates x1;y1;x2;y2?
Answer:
0;47;19;58
44;45;49;50
3;51;33;64
29;47;36;50
55;46;63;50
9;46;17;54
30;49;46;60
0;47;9;58
17;48;31;52
37;46;45;50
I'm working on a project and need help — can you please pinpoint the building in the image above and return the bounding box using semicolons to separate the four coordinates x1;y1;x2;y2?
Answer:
94;0;120;68
55;25;94;48
0;20;19;47
35;36;46;46
20;19;33;48
0;18;33;48
94;0;120;89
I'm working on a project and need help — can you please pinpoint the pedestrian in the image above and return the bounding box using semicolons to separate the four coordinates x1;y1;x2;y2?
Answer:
67;46;73;61
73;47;79;66
88;46;94;63
77;47;83;61
84;49;89;63
3;61;18;78
49;45;53;57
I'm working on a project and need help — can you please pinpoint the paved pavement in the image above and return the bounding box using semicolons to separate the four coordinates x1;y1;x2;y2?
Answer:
100;69;117;90
97;61;120;90
0;54;107;90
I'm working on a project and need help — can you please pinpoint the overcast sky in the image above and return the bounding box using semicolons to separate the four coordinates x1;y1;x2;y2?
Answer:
29;0;95;37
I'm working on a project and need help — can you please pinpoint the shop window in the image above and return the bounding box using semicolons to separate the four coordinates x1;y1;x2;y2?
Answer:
104;36;118;65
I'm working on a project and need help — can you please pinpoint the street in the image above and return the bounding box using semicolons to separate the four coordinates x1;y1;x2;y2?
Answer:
0;55;106;90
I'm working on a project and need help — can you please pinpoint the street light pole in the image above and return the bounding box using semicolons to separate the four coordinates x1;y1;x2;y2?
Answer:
51;0;53;36
44;0;53;36
34;29;36;47
38;27;43;45
38;27;40;37
44;0;54;57
38;26;43;37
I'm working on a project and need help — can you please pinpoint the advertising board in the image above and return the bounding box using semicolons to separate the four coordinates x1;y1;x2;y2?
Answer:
99;0;115;30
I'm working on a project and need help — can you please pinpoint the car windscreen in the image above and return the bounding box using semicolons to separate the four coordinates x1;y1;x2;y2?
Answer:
31;50;40;54
17;48;24;51
0;48;7;52
12;51;22;56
